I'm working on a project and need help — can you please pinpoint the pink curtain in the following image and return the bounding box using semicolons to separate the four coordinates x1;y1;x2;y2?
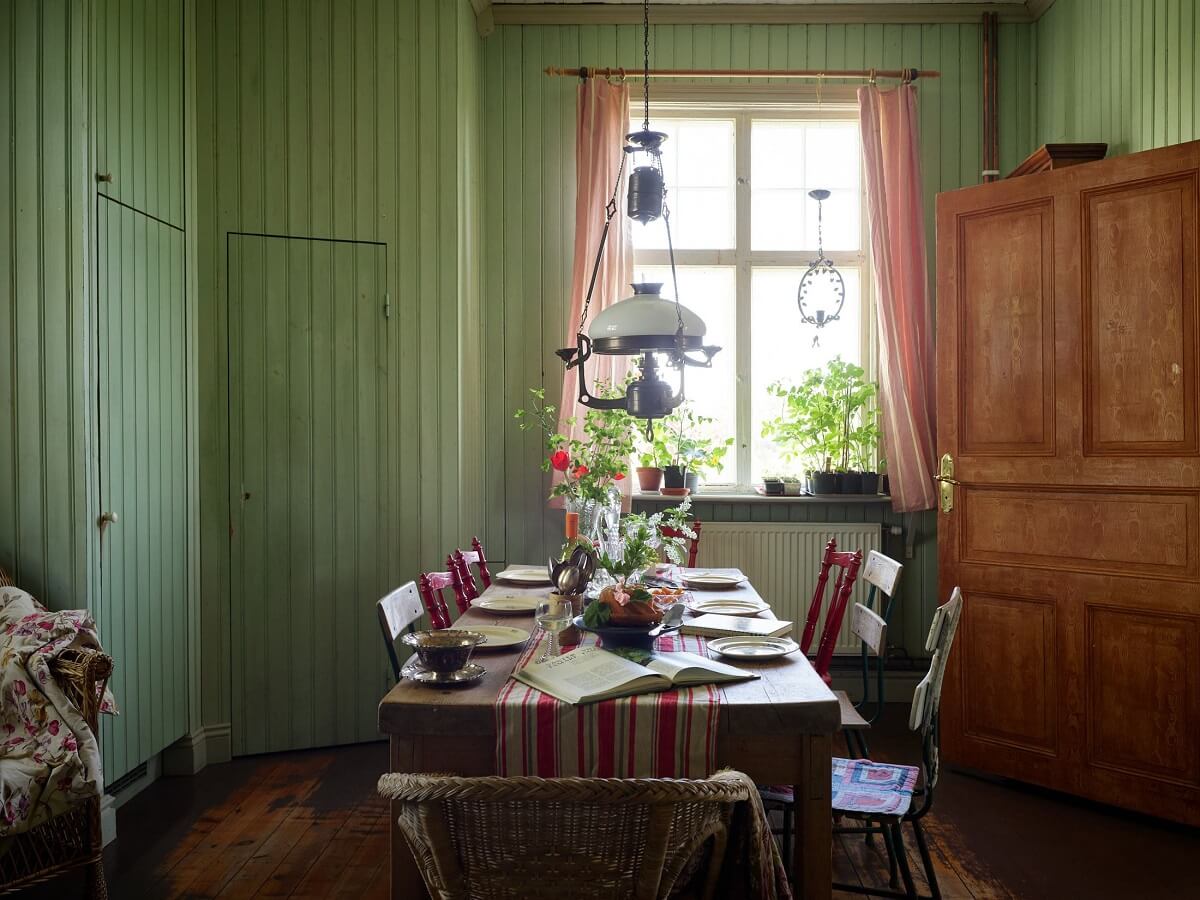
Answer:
858;84;937;513
555;77;634;507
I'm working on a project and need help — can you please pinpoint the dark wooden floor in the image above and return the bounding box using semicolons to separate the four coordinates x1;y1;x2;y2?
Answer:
19;705;1200;899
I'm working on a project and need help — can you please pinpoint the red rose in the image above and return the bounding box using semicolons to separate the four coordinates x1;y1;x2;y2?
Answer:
550;450;570;472
614;472;626;481
573;465;589;477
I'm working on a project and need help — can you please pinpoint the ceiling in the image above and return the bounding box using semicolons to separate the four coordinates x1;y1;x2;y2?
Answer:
492;1;1003;4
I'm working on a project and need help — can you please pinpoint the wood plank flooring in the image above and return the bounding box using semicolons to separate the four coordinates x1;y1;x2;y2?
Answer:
19;706;1200;899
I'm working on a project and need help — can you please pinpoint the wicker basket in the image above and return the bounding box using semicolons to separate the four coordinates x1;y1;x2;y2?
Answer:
0;570;113;898
378;770;754;900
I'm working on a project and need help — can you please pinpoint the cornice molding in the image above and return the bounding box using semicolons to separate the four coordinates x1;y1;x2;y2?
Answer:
485;2;1037;28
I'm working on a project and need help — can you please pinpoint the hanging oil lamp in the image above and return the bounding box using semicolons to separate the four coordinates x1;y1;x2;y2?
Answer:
796;188;846;344
556;0;721;439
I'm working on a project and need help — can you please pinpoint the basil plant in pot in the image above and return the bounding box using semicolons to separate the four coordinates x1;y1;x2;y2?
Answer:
761;357;882;495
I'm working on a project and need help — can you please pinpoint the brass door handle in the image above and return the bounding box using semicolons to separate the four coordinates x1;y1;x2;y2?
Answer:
934;454;958;514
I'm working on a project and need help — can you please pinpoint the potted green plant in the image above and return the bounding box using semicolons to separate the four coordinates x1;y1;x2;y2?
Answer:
635;432;670;493
850;404;883;495
762;357;880;496
660;403;732;495
781;475;803;496
761;474;785;496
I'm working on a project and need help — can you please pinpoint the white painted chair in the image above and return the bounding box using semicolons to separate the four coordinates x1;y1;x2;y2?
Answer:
830;586;964;900
376;581;424;682
837;550;903;758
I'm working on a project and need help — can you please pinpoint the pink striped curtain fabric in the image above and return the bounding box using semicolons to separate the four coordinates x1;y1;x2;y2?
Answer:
858;84;938;513
555;78;635;507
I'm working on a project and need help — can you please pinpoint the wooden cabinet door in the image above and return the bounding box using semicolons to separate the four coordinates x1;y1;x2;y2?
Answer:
937;141;1200;825
97;197;190;781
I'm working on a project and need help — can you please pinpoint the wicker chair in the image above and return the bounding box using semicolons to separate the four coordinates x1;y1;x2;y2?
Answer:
378;770;754;900
0;568;113;898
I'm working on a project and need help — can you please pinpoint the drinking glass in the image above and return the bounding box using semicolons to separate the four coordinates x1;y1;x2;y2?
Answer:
536;593;574;663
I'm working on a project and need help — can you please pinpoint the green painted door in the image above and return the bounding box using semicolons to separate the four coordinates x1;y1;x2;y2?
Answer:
96;197;189;781
228;235;393;755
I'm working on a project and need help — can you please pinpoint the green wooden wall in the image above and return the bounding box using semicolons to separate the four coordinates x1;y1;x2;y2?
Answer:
0;0;92;610
477;22;1037;656
194;0;482;742
1034;0;1200;154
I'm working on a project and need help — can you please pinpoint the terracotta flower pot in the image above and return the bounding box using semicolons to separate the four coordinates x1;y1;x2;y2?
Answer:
636;466;664;492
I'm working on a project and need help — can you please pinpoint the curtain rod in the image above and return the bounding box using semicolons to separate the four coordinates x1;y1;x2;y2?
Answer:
545;66;938;82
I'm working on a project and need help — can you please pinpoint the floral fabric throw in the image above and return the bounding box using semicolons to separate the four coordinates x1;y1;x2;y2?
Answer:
1;587;117;836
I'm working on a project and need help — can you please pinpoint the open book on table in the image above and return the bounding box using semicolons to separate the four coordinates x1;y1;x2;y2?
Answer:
512;645;757;705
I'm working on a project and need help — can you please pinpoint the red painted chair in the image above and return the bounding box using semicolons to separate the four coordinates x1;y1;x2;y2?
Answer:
660;520;702;567
800;538;863;684
452;537;493;602
417;561;472;628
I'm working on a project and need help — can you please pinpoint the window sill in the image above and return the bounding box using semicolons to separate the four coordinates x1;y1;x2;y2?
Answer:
634;491;892;505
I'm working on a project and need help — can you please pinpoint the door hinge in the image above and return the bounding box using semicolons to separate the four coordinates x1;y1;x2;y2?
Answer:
932;453;960;514
383;294;391;319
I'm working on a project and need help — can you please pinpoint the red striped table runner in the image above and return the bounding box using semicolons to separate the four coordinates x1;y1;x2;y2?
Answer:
494;631;721;778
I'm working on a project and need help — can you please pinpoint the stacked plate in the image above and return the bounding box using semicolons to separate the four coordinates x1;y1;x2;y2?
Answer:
494;567;553;586
472;593;541;615
685;596;770;618
707;635;799;660
682;572;747;591
463;625;530;649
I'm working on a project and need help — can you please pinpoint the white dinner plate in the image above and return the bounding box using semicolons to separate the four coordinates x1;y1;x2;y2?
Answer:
474;594;541;614
683;572;747;591
706;635;799;660
494;567;553;586
686;596;770;617
465;625;531;649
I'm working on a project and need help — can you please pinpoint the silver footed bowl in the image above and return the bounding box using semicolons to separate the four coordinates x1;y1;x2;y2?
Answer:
402;629;486;673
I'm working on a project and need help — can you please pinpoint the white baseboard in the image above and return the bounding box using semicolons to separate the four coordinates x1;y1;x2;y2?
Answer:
100;794;117;848
162;722;232;775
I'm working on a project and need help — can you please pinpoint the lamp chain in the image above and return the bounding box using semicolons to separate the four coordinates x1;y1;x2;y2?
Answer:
577;150;628;334
642;0;651;132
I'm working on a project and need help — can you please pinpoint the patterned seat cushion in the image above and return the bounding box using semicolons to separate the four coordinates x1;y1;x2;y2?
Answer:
831;757;918;817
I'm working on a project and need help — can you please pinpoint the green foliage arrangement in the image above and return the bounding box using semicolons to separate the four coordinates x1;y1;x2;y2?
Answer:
514;384;639;504
595;497;695;580
761;357;882;473
658;402;734;478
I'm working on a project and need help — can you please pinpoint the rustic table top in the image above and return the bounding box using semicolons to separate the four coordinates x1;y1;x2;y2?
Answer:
378;567;838;737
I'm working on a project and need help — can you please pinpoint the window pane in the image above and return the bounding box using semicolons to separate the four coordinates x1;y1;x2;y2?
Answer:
631;117;735;251
752;118;861;252
639;265;737;484
751;266;862;479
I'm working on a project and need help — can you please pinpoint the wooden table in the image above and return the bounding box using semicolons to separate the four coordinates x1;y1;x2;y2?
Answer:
378;568;839;899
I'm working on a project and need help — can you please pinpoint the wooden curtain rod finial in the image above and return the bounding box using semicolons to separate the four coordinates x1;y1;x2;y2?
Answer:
544;66;940;81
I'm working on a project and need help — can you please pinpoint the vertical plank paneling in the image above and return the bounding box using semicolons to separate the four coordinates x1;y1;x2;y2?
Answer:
0;0;89;610
1033;0;1200;154
197;0;484;751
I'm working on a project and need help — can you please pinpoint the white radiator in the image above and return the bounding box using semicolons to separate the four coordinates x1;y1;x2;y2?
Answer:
695;522;882;654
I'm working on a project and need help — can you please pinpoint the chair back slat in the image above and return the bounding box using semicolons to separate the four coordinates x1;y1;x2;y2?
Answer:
377;581;423;682
812;548;863;681
453;537;493;600
417;566;470;630
850;602;887;657
909;586;964;737
861;549;902;598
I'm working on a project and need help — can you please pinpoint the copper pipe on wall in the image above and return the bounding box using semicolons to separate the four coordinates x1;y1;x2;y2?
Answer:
545;66;940;82
981;12;1000;182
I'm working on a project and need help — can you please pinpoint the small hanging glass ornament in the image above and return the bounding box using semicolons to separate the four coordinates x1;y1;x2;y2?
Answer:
796;188;846;346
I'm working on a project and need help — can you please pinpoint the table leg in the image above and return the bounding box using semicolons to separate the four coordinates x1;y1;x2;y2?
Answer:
793;732;833;900
389;737;427;900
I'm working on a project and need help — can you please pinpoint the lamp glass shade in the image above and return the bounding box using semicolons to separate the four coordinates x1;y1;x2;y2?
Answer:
588;283;706;354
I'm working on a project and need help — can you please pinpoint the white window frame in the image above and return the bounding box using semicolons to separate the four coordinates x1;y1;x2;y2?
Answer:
633;88;876;492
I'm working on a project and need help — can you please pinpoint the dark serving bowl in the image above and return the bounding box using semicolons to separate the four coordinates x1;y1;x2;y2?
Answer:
402;629;487;673
573;615;681;651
